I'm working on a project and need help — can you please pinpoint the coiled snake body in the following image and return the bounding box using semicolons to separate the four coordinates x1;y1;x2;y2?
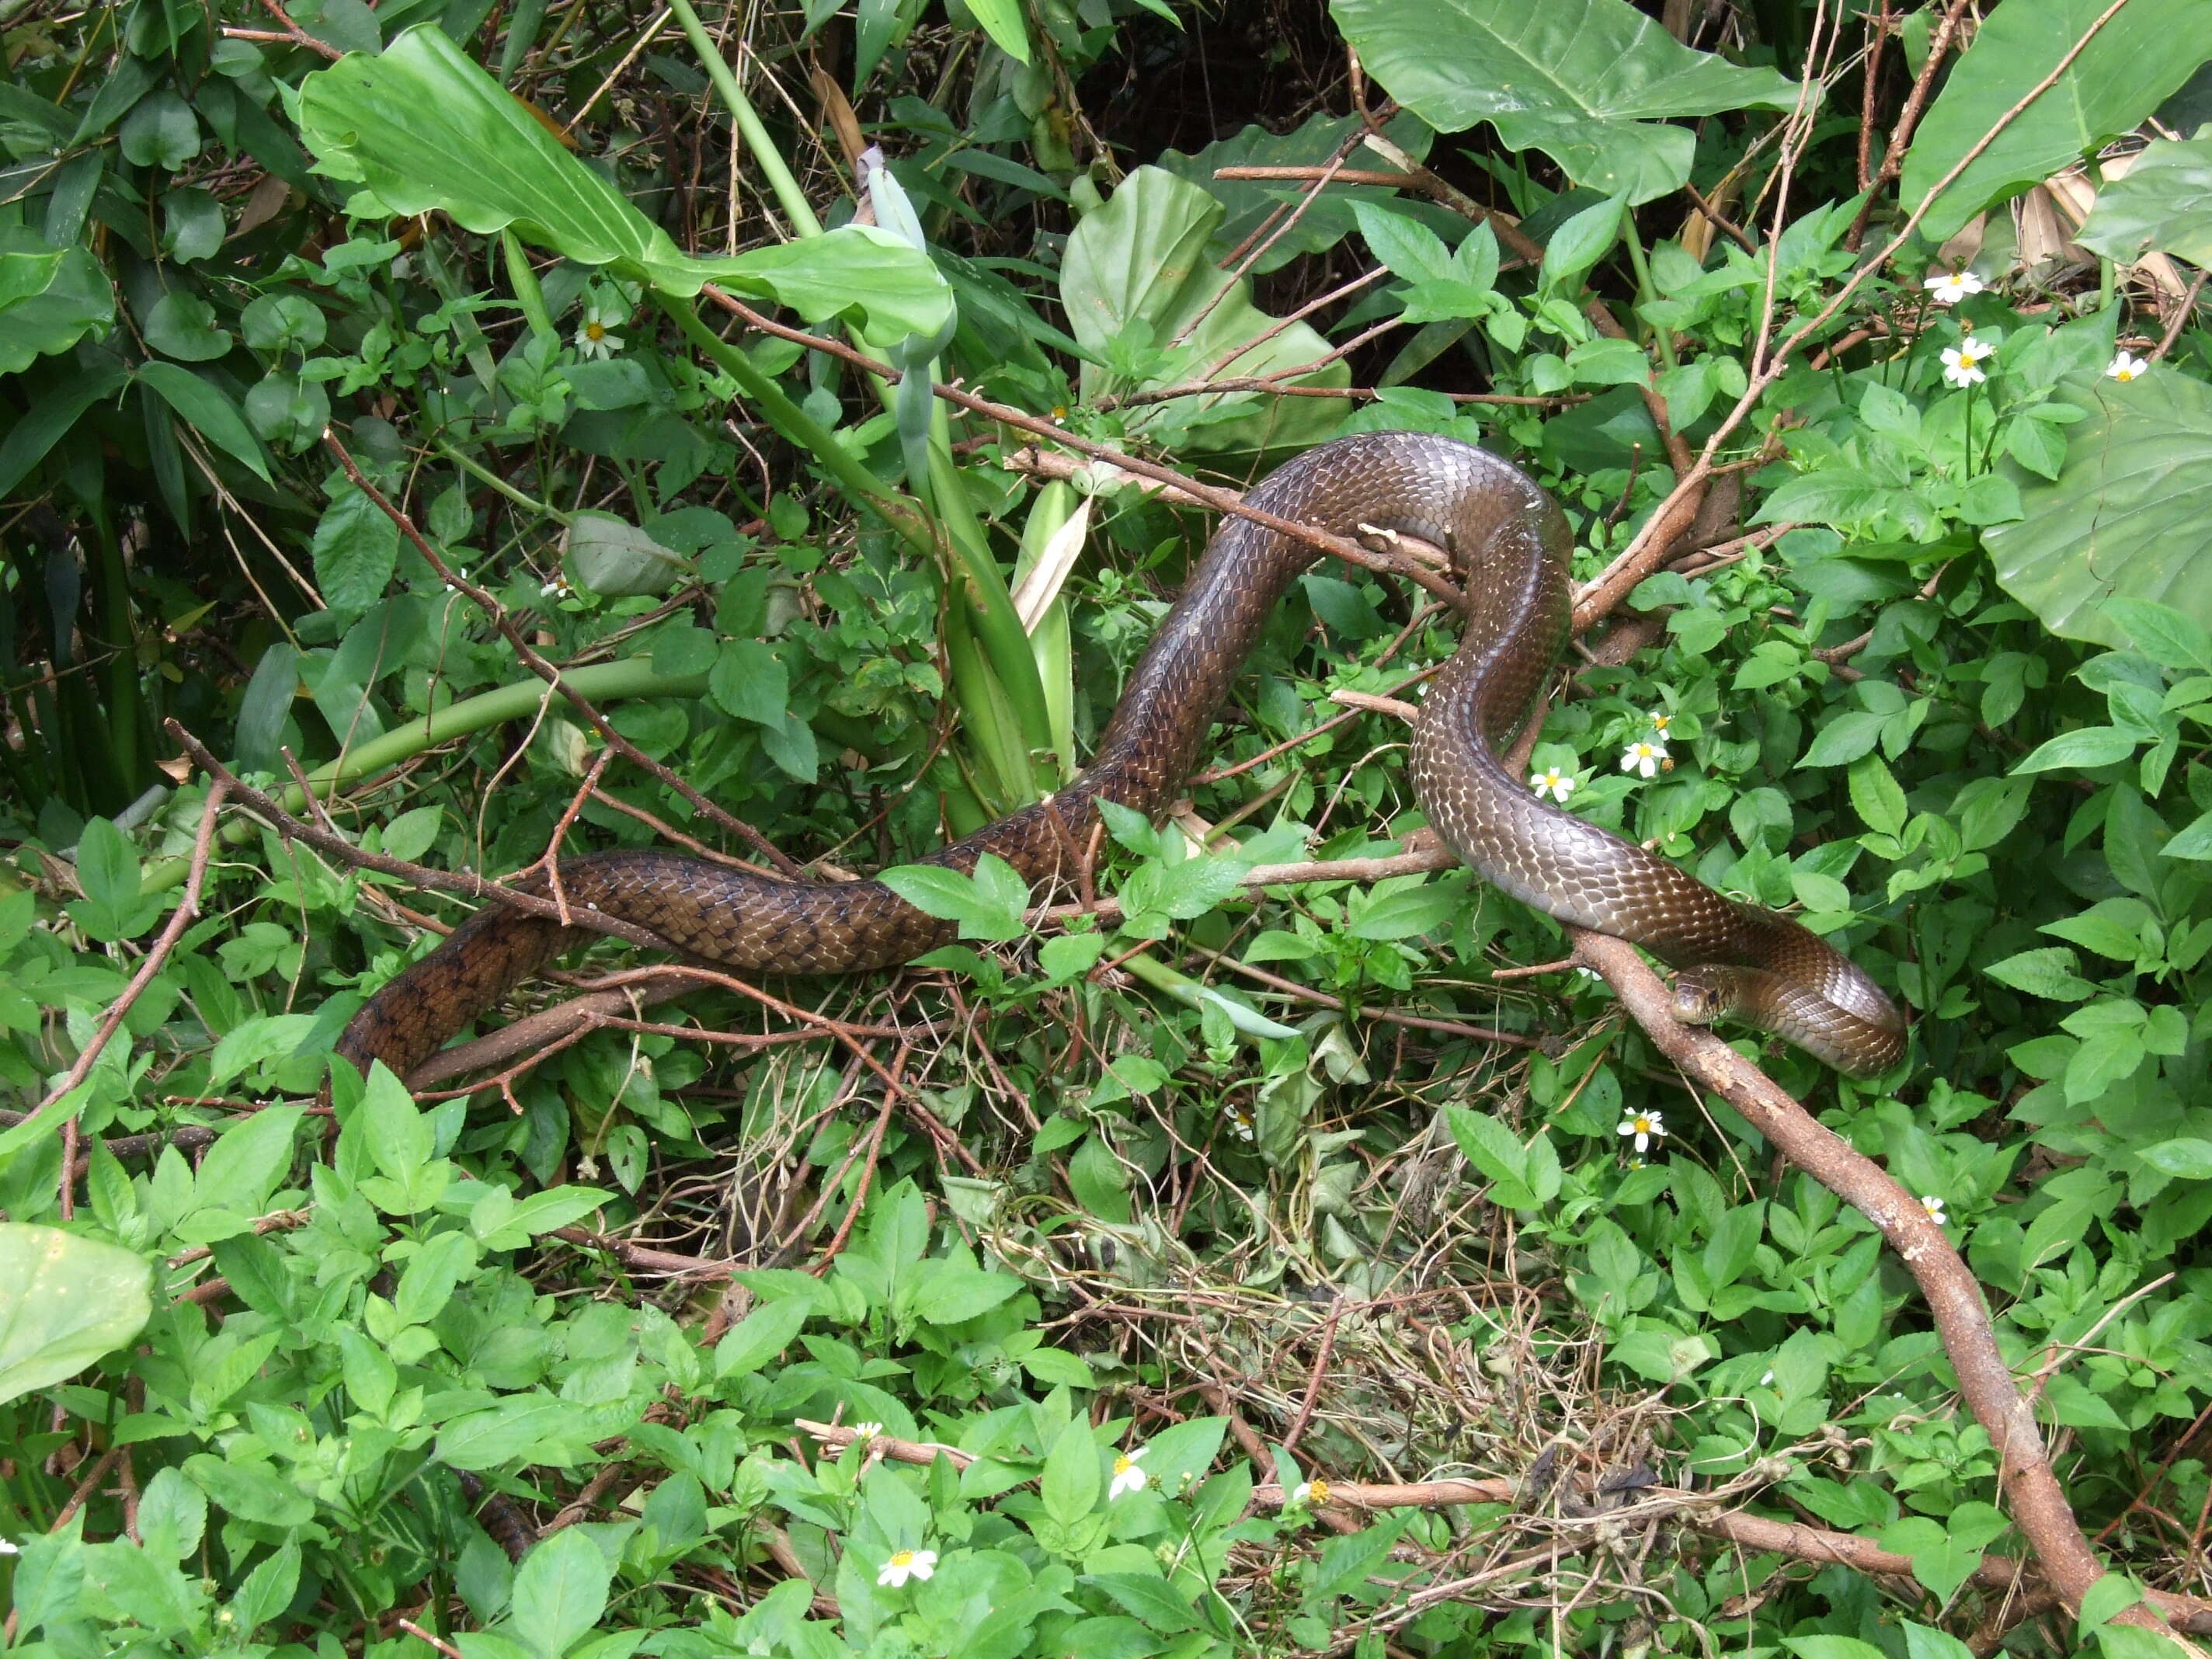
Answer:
336;431;1905;1083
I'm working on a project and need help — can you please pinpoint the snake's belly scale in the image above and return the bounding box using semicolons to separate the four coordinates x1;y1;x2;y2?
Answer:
335;431;1906;1083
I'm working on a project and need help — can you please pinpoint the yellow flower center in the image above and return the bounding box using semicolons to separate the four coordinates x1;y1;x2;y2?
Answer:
2116;366;2135;381
1308;1479;1330;1503
585;321;607;342
889;1550;914;1567
1114;1456;1136;1475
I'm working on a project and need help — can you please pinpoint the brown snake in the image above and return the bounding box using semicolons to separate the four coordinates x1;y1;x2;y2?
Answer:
335;431;1906;1083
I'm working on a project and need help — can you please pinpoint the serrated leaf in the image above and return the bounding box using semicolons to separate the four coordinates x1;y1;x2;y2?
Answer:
1984;945;2098;1002
712;1296;812;1379
312;485;399;614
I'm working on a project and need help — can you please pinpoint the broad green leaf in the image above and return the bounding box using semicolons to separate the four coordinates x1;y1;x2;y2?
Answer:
1609;1327;1716;1382
1984;946;2097;1003
877;854;1029;941
2011;725;2137;773
1332;0;1800;204
139;363;272;483
1160;113;1438;275
2103;597;2212;673
1986;367;2212;648
2078;134;2212;266
1041;1417;1102;1528
1753;468;1938;541
1086;1574;1200;1633
182;1455;312;1529
1348;876;1460;940
713;1296;812;1379
1059;165;1348;458
508;1527;610;1659
563;511;689;596
908;1264;1021;1326
142;292;231;362
708;638;788;726
0;228;115;375
961;0;1030;62
313;485;400;614
191;1106;304;1219
2138;1138;2212;1178
297;26;949;340
1900;0;2212;243
0;1225;154;1407
1847;753;1908;837
119;88;199;169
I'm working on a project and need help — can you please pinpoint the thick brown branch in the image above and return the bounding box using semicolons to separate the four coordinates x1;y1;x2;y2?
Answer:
1568;930;2163;1632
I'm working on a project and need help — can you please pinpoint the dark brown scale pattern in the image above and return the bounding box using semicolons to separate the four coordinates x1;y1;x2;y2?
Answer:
336;431;1907;1084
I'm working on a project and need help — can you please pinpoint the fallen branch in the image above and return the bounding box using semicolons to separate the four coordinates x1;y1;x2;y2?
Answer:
1243;1474;2212;1635
1569;930;2172;1636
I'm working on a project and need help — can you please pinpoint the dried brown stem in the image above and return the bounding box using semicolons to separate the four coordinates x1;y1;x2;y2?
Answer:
1568;930;2162;1630
169;722;683;958
697;293;1470;617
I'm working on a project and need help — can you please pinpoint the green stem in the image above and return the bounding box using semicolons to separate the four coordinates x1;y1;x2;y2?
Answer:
927;430;1054;763
1116;949;1301;1042
142;661;711;893
1619;215;1677;374
943;598;1035;809
437;441;572;525
666;0;822;240
501;230;558;344
661;294;929;549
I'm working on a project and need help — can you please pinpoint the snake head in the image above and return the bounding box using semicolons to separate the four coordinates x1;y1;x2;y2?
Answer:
1670;968;1734;1028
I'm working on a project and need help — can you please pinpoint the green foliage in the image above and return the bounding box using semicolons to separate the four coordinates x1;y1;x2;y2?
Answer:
7;0;2212;1654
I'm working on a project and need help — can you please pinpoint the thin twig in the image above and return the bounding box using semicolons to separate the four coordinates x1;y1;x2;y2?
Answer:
320;431;807;879
35;781;231;1118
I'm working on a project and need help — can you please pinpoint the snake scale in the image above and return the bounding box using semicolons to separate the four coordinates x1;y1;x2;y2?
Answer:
336;431;1906;1083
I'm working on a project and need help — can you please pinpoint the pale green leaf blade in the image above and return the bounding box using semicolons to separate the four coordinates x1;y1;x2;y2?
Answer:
1984;370;2212;649
1331;0;1801;203
0;1224;154;1408
1900;0;2212;244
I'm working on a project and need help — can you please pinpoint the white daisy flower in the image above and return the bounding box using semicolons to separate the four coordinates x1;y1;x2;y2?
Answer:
876;1546;937;1587
1922;270;1985;305
1530;767;1577;802
2106;350;2150;384
442;565;468;593
1647;711;1673;737
1289;1478;1329;1506
574;304;626;360
851;1421;882;1442
1941;336;1996;388
1109;1445;1149;1499
1619;739;1666;779
1617;1111;1666;1153
1922;1195;1947;1227
1227;1106;1255;1143
540;574;573;599
0;1538;17;1555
